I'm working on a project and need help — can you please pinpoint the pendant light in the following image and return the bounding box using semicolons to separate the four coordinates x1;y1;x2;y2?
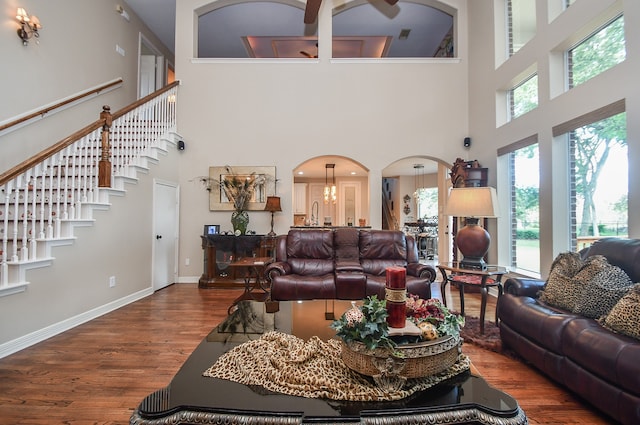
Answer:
324;163;336;204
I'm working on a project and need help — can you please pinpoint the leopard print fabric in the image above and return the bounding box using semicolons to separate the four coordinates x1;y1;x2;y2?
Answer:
574;261;633;319
203;331;470;401
540;254;614;312
600;283;640;340
539;252;585;310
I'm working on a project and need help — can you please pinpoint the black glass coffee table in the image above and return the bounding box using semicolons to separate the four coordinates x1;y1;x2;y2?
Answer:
130;300;527;425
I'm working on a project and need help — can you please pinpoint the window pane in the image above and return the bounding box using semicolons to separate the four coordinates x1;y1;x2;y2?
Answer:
569;15;625;88
417;188;438;219
197;3;315;58
332;2;454;58
508;0;536;55
510;74;538;119
571;113;627;248
512;144;540;272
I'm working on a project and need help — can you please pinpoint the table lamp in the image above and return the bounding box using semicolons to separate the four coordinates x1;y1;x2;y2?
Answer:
264;196;282;237
444;187;499;270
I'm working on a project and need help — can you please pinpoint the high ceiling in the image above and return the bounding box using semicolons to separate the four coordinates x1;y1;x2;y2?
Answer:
123;0;451;176
124;0;454;58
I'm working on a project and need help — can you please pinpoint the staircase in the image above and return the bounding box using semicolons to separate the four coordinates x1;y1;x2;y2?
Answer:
0;83;179;298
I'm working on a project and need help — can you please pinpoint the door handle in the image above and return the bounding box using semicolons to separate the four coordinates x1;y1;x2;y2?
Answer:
156;235;162;239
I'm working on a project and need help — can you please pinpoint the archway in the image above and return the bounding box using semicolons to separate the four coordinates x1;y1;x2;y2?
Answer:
292;156;369;228
382;156;452;262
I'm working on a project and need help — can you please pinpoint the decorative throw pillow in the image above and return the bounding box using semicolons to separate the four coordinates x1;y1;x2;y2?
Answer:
600;283;640;341
573;261;633;319
539;252;584;311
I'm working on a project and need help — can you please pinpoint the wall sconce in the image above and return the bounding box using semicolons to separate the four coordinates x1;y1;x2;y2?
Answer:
115;4;130;22
16;8;42;46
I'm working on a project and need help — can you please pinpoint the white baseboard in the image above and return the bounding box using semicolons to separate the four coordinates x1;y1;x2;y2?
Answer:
0;287;154;359
177;276;200;284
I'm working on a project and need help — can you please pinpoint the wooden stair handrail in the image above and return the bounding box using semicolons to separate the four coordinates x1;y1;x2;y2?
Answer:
0;81;180;187
0;78;124;134
111;81;179;121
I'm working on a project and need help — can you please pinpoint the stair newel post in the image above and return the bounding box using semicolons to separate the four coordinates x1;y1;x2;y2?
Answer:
98;105;113;188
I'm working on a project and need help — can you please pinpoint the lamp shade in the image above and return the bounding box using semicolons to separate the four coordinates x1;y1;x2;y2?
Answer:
445;187;499;270
264;196;282;213
444;187;499;218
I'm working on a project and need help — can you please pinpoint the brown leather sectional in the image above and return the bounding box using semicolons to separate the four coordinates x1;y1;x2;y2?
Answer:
265;228;436;301
497;238;640;425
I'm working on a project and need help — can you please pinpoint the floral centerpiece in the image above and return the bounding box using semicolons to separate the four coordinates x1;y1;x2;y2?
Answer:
405;294;465;340
331;295;464;348
331;295;465;389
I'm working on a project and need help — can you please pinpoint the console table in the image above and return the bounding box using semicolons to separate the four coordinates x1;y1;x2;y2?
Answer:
131;300;527;425
199;235;275;288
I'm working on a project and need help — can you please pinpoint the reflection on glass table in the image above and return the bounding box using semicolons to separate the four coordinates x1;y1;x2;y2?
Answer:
216;251;234;277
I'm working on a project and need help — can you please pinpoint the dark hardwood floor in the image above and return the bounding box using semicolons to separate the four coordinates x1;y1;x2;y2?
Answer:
0;282;614;424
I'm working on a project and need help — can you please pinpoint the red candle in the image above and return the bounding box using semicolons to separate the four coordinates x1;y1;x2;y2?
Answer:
385;267;407;328
386;267;406;289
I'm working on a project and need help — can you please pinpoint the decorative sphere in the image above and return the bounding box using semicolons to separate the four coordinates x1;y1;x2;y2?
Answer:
345;303;364;326
418;322;439;340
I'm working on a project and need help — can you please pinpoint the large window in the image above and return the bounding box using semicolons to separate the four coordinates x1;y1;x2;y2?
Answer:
568;15;625;89
197;2;315;58
508;0;536;55
332;2;454;58
509;73;538;120
569;112;628;249
500;140;540;273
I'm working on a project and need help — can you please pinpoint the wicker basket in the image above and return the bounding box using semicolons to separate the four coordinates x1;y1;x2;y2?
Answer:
341;334;461;380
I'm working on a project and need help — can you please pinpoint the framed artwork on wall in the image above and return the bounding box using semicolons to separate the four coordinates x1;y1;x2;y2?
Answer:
208;166;276;211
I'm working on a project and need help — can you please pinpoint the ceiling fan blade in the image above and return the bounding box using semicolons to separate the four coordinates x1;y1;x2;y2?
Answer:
300;51;313;58
384;0;400;5
304;0;322;24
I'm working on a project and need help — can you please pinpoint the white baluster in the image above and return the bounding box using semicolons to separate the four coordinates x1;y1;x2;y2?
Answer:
69;145;78;220
29;170;37;261
11;176;21;261
62;146;70;220
1;181;12;285
38;159;47;239
46;159;54;240
20;172;30;261
86;132;95;202
54;152;63;231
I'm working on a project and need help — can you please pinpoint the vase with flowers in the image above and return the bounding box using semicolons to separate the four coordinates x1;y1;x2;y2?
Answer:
223;171;264;235
198;166;265;235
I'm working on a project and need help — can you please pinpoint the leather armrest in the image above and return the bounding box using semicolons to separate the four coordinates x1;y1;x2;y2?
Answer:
335;260;364;273
265;262;291;281
503;277;545;298
407;263;436;282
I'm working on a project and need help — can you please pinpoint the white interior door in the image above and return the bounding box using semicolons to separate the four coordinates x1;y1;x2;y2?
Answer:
339;181;361;226
139;55;156;99
153;179;179;291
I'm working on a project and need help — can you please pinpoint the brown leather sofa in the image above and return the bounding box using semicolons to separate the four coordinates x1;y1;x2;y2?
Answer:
497;238;640;425
265;228;436;301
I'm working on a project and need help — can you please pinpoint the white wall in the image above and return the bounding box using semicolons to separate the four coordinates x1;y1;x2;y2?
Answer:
174;0;471;281
0;0;173;172
0;0;176;349
467;0;640;274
